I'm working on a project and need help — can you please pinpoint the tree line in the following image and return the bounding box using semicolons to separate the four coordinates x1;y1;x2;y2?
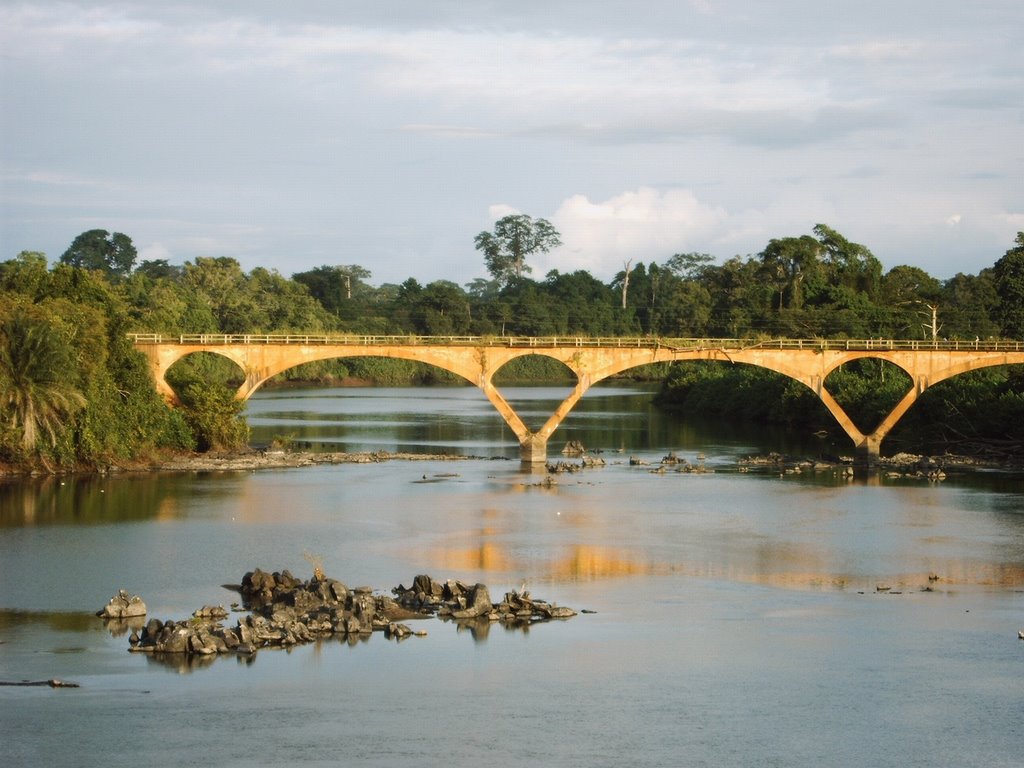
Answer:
2;223;1023;469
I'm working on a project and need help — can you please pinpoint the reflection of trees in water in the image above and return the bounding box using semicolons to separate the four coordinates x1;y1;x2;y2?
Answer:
0;474;186;526
0;609;100;633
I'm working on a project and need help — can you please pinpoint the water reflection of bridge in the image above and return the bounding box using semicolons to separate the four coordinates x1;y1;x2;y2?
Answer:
131;334;1024;463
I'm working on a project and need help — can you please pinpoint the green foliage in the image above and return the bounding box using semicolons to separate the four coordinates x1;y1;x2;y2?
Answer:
60;230;137;278
293;264;374;324
177;381;249;452
993;232;1024;338
344;358;462;386
165;352;244;391
0;307;86;463
493;356;574;384
655;362;829;428
893;366;1024;449
823;360;912;433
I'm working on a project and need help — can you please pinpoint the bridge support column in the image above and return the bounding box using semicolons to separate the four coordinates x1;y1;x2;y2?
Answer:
519;434;548;464
853;435;881;469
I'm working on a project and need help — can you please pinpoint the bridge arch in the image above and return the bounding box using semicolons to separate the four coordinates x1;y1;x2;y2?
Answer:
161;349;251;398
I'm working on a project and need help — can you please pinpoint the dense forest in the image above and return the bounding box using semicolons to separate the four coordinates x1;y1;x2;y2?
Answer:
2;221;1024;470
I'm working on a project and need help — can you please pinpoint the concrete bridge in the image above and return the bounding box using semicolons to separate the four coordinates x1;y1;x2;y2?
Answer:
130;334;1024;463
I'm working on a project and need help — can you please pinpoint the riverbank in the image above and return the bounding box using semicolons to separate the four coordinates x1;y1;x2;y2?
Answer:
0;448;489;478
148;449;487;473
3;445;1021;478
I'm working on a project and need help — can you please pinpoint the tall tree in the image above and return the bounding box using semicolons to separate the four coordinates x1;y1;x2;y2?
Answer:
474;214;561;286
60;230;138;278
813;224;881;298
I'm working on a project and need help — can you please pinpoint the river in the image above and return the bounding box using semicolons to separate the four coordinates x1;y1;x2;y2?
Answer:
2;384;1023;767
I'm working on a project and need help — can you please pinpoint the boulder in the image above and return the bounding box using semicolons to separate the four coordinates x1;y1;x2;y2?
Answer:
97;589;147;619
452;583;492;619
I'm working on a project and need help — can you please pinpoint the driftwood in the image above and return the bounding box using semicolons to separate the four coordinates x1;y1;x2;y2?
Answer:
0;678;80;688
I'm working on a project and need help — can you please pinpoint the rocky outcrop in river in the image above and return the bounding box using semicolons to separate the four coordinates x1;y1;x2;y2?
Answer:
96;589;148;619
392;573;578;622
107;568;577;659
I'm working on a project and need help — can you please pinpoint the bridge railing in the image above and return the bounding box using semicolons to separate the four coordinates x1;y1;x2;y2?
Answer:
127;333;1024;352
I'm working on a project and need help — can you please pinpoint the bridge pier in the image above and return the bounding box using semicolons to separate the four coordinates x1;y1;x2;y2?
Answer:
853;436;881;471
519;434;548;465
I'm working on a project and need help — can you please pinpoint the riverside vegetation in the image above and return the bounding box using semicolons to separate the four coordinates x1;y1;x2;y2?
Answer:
2;224;1024;473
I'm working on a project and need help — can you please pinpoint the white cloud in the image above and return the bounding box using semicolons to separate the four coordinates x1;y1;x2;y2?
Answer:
138;242;172;263
487;204;521;220
540;187;728;277
830;40;925;62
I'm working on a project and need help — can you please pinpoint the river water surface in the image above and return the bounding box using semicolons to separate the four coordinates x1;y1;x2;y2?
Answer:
2;384;1023;767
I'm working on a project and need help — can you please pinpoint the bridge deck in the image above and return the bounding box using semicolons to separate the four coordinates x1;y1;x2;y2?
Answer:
128;333;1024;353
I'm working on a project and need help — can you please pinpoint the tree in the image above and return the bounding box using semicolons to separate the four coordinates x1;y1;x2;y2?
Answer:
942;270;999;340
177;381;249;452
474;214;561;286
415;280;472;335
880;265;943;339
0;311;86;458
293;264;373;315
758;236;821;310
60;230;138;278
135;259;182;281
0;252;50;299
618;259;633;309
993;232;1024;338
183;257;257;333
813;224;881;298
664;252;714;281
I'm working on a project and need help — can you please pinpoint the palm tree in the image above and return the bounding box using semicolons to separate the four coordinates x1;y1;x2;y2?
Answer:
0;312;86;456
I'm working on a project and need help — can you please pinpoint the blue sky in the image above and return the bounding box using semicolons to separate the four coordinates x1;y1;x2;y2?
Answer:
2;1;1022;286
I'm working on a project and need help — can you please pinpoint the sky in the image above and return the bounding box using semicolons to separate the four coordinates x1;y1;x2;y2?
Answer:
1;1;1022;287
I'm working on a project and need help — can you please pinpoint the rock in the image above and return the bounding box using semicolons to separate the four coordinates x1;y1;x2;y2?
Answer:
385;622;413;639
192;605;228;619
562;440;586;456
97;589;147;619
545;605;577;619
